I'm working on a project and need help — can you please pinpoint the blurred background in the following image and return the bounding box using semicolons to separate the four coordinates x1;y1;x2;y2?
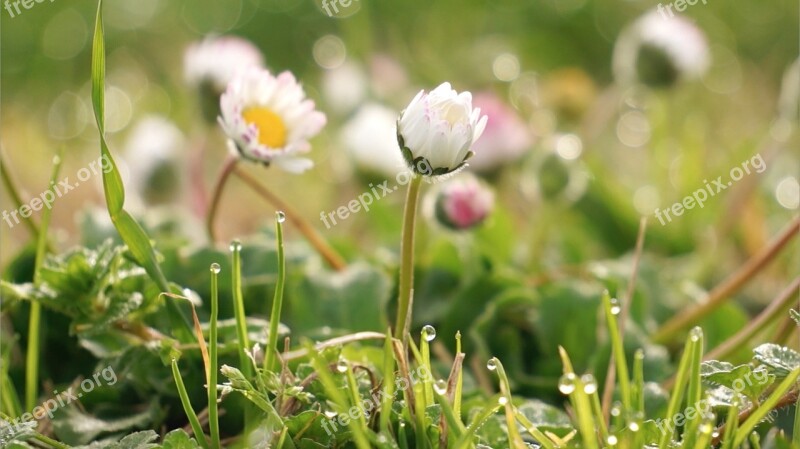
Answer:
1;0;799;432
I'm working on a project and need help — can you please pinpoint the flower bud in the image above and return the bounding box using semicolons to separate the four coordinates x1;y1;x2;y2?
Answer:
397;82;487;177
430;174;494;230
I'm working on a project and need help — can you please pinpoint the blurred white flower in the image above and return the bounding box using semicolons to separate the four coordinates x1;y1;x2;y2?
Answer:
467;92;533;172
613;10;709;87
340;103;406;178
397;82;488;176
429;174;494;231
123;115;185;205
219;68;326;173
322;61;368;115
369;54;410;100
184;35;265;92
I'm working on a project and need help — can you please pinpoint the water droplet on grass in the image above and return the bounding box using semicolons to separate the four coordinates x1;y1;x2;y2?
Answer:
486;358;497;371
433;380;447;395
210;263;221;273
336;359;348;373
276;211;286;223
581;374;597;394
558;373;577;394
421;325;436;341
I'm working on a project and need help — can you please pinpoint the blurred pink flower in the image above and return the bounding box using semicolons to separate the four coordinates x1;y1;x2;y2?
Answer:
467;93;533;172
432;174;495;231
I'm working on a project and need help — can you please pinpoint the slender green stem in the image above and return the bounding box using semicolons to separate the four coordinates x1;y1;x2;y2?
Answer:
25;153;62;412
394;175;423;341
208;265;220;448
206;155;238;243
171;359;210;449
230;240;252;378
0;150;41;239
603;291;631;413
658;328;700;449
793;393;800;448
264;212;286;372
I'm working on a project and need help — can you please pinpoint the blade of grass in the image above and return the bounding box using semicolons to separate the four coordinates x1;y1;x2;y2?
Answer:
264;212;286;372
207;264;221;448
25;152;62;411
488;358;526;449
734;366;800;446
603;291;632;413
557;348;599;449
90;0;191;341
0;150;42;240
719;398;740;449
230;240;251;378
658;328;702;449
454;331;463;420
380;329;395;434
453;397;503;449
681;328;704;449
171;358;210;449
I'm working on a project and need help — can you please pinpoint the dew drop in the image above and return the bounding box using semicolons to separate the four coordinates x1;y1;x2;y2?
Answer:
711;431;720;439
609;297;621;315
498;396;509;405
336;359;348;373
229;239;242;252
610;404;622;417
210;263;221;274
699;422;713;434
421;325;436;342
276;211;286;223
689;326;703;342
607;435;618;446
52;155;62;165
558;373;577;394
581;374;597;394
628;421;640;432
377;435;388;443
486;358;498;371
324;410;337;418
433;379;447;395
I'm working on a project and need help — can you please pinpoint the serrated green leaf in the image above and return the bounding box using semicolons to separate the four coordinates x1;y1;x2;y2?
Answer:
753;343;800;377
159;429;201;449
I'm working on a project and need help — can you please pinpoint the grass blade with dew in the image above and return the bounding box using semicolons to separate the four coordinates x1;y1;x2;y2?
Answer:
453;396;503;449
264;211;286;372
658;327;702;449
681;328;704;449
25;151;62;411
603;291;632;413
90;0;191;342
488;357;528;449
557;348;599;449
207;263;221;448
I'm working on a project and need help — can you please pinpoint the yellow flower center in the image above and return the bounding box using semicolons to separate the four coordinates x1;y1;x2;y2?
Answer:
242;107;288;148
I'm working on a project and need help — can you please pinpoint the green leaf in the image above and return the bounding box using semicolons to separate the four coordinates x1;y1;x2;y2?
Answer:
159;429;201;449
753;343;800;377
291;263;391;333
53;401;158;445
701;361;775;401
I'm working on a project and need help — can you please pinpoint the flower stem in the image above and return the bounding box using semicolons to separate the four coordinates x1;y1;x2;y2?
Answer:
206;155;238;243
232;166;347;271
264;213;285;373
394;174;423;341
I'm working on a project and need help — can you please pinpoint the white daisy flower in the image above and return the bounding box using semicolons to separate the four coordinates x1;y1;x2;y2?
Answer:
397;82;488;177
613;10;709;87
218;68;327;173
184;35;265;92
